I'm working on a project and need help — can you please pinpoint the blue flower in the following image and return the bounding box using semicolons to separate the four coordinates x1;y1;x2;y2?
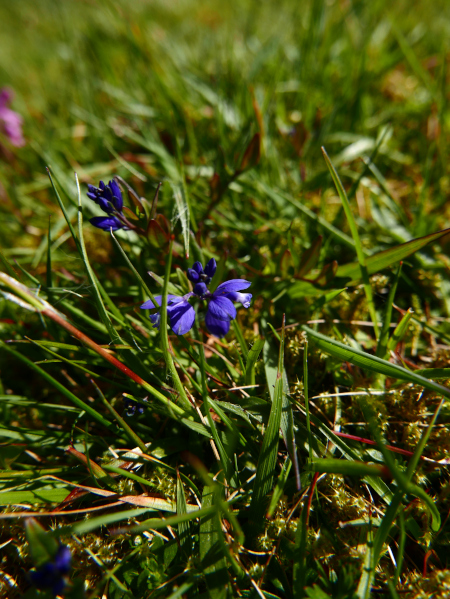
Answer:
140;258;252;337
29;544;71;597
123;397;148;417
86;179;126;231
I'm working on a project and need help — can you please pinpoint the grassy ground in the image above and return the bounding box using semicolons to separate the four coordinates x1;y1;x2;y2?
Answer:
1;0;450;597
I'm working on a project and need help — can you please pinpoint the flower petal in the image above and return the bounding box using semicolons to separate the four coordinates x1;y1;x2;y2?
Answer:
89;216;124;231
140;295;182;310
205;312;231;337
223;291;252;308
207;296;236;321
109;180;123;211
204;258;217;278
214;279;251;295
140;296;162;309
168;301;196;335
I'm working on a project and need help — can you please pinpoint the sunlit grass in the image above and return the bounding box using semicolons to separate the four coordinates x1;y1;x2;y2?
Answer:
1;1;450;598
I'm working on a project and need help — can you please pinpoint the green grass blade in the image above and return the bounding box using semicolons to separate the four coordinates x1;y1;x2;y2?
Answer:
94;382;148;454
301;325;450;400
159;239;192;411
376;263;402;358
110;230;153;300
322;147;378;337
387;308;414;353
176;474;191;553
292;490;309;598
304;458;386;477
250;317;285;526
336;228;450;281
198;333;238;487
356;520;375;599
264;336;299;489
75;173;121;344
232;319;249;360
304;339;313;467
260;183;355;249
245;337;264;386
47;167;80;253
0;342;115;431
172;183;191;259
199;485;230;599
267;456;291;518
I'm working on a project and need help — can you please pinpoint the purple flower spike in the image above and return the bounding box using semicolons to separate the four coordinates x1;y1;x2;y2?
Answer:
86;179;126;231
0;87;25;147
141;261;252;338
90;215;124;231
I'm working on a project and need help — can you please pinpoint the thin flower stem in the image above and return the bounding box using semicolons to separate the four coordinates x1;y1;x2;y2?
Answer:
42;307;186;416
303;339;313;466
160;238;192;411
0;272;188;416
91;379;149;454
114;210;147;236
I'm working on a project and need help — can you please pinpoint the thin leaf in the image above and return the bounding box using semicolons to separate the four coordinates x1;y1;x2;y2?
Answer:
0;489;70;506
304;458;387;477
177;474;191;552
0;342;115;430
336;228;450;282
250;318;286;526
387;308;414;352
376;263;402;358
264;337;299;489
239;133;261;172
296;236;323;277
232;319;249;360
322;147;378;336
199;485;230;599
75;173;121;344
267;457;292;518
301;325;450;400
172;183;190;259
245;337;265;386
259;183;355;249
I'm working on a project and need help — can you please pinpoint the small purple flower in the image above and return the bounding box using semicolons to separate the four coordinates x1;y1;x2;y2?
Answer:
29;544;71;597
0;87;25;147
140;258;252;337
86;179;126;231
123;396;148;417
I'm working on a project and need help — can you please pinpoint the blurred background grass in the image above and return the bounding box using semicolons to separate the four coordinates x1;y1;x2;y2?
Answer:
1;0;450;253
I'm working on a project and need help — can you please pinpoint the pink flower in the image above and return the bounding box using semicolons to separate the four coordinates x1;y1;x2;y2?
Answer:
0;87;25;147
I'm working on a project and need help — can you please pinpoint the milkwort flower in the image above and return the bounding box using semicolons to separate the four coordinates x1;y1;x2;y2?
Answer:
29;544;71;597
86;179;126;231
123;396;148;417
140;258;252;337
